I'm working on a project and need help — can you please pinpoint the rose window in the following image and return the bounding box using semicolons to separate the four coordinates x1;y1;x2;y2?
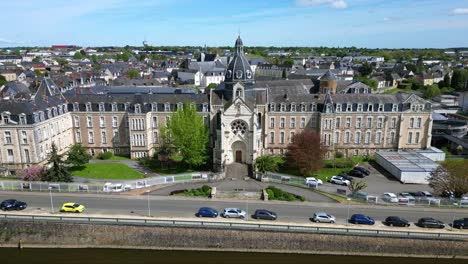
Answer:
231;120;248;135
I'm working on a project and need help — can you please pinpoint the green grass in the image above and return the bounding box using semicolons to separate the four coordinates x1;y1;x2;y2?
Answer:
109;155;131;160
138;157;197;175
174;175;193;181
384;87;418;94
69;163;144;179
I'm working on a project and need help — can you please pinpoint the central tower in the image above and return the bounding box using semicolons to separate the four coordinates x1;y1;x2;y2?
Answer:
224;36;254;86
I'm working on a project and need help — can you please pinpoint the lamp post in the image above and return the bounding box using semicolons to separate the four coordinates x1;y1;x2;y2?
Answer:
346;198;351;226
145;190;151;217
48;187;54;213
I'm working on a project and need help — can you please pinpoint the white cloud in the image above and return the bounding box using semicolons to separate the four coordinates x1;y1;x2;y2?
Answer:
0;38;18;44
296;0;347;9
452;8;468;15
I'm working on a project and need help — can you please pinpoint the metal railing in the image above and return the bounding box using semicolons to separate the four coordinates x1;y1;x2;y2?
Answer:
0;172;216;194
1;213;467;241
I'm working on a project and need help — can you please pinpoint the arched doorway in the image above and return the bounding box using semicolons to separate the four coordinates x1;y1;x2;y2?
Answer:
231;141;247;164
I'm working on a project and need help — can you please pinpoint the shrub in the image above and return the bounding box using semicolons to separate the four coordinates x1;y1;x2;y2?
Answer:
201;185;211;194
266;186;304;202
98;151;113;160
335;152;344;158
266;189;275;199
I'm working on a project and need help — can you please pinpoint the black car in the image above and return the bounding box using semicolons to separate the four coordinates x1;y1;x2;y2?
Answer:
385;216;410;227
0;199;27;211
452;218;468;229
354;166;371;175
348;169;366;178
252;209;277;220
417;217;445;228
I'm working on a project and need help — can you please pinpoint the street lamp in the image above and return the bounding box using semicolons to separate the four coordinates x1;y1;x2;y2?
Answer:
48;187;54;213
346;198;351;226
145;190;151;217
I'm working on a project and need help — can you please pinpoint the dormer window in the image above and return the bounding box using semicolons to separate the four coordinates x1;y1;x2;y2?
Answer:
135;104;141;114
177;103;183;111
58;106;63;115
73;102;79;112
378;104;384;112
47;109;52;118
336;104;342;112
301;103;306;112
202;103;208;112
19;114;26;125
346;104;352;112
112;102;118;112
2;112;10;124
124;102;130;111
34;113;39;123
280;103;286;112
367;104;374;112
311;103;317;112
39;111;45;121
392;104;398;112
164;103;171;112
52;107;58;116
152;103;158;112
236;70;243;78
357;104;363;112
291;103;296;112
235;88;243;98
86;102;92;112
99;103;105;112
270;103;276;112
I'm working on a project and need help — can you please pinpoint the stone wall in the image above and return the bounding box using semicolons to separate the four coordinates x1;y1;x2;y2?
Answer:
1;221;467;257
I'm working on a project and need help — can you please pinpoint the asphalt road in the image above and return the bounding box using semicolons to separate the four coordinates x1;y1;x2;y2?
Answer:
1;191;467;229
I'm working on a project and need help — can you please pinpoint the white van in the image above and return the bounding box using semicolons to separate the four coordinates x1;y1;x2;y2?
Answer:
304;177;323;186
461;197;468;207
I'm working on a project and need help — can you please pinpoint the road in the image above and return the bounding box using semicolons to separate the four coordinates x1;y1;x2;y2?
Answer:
1;191;467;228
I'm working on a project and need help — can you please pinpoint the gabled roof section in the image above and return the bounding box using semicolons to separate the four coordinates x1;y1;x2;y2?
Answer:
34;77;67;101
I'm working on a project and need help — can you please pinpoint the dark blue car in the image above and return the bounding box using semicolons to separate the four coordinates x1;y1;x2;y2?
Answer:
349;214;375;225
196;207;218;218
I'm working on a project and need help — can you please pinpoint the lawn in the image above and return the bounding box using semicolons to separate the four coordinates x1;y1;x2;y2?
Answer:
69;163;145;180
138;157;197;175
109;155;131;161
384;87;418;94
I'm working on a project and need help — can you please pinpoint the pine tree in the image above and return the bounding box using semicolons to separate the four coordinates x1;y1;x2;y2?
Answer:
66;143;91;168
42;143;73;182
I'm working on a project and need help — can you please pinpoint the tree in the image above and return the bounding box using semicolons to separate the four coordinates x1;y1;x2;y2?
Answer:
206;83;217;91
32;57;41;63
438;74;451;89
451;69;468;91
286;129;327;176
423;84;441;99
20;165;44;181
283;58;294;67
41;143;73;182
405;63;417;73
127;69;140;79
255;155;285;173
73;51;83;59
0;75;6;87
358;63;373;76
427;160;468;198
348;180;367;195
66;143;91;168
165;103;209;168
355;76;377;89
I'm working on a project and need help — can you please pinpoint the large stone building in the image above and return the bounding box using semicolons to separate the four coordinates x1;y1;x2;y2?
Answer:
0;36;433;174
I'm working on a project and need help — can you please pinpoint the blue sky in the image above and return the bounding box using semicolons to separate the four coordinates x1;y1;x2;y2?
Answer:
1;0;468;48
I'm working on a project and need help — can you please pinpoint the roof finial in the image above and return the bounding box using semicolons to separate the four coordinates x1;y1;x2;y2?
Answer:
238;27;241;37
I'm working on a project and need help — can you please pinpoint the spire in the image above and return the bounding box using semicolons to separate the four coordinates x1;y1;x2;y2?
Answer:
235;35;244;55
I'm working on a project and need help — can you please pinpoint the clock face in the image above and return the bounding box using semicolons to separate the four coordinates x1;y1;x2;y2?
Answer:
226;70;232;78
236;70;243;78
246;70;252;79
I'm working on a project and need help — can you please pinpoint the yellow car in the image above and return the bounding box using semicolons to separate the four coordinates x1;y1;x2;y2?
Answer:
60;202;85;213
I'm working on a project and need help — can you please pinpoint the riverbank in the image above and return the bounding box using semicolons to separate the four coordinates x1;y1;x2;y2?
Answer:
0;221;467;259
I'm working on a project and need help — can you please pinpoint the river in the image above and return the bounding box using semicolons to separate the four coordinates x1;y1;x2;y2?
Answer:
1;248;466;264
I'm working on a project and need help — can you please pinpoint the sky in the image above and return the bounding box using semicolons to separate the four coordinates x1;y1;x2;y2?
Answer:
1;0;468;48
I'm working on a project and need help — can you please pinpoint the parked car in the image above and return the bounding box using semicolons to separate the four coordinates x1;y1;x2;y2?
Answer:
60;202;85;213
385;216;410;227
330;176;351;186
348;169;366;178
222;208;246;219
349;214;375;225
382;192;399;203
312;212;336;223
417;217;445;228
0;199;27;211
452;218;468;229
252;209;277;220
398;192;415;203
337;173;354;182
304;177;323;186
353;166;371;175
196;207;218;218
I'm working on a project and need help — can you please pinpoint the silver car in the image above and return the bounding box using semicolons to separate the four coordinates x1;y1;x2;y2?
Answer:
312;212;336;223
222;208;247;219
